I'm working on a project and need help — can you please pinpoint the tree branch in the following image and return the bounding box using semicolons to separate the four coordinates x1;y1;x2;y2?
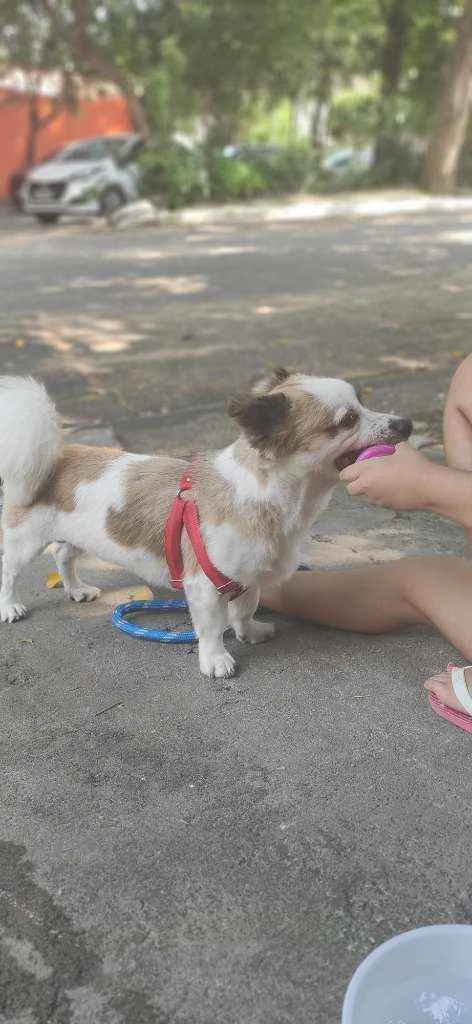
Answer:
69;0;149;136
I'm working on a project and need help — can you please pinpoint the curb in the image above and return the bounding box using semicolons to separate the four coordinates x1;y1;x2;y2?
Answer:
153;192;472;229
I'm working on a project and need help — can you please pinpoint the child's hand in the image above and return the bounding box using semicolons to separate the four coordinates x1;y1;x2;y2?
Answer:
340;442;433;511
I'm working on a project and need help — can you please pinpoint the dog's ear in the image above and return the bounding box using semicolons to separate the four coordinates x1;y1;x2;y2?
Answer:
250;366;291;395
228;391;290;445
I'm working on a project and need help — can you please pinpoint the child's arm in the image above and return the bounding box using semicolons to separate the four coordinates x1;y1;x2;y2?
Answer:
340;442;472;533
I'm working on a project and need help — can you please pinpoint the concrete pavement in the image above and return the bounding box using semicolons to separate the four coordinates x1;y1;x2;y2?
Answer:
0;210;472;1023
0;489;470;1024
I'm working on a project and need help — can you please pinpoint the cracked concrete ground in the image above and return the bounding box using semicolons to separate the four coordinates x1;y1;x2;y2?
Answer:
0;210;471;1024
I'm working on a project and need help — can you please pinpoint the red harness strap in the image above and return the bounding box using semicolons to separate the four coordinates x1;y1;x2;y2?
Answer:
164;470;246;601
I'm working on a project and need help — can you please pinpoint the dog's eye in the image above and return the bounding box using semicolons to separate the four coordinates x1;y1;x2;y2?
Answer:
338;409;359;430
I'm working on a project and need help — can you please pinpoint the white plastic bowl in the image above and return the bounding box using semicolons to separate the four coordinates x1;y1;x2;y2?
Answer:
342;925;472;1024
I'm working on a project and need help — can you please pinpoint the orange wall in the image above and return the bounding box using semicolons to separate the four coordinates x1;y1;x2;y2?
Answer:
0;89;132;197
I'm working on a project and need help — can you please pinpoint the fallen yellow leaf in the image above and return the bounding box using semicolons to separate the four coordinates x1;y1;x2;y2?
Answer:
127;586;153;601
46;571;63;589
15;339;25;348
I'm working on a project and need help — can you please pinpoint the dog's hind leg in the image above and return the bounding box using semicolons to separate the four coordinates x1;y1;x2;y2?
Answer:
0;523;43;622
228;585;275;644
51;542;101;603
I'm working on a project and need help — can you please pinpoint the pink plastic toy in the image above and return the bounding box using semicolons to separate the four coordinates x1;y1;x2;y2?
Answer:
356;444;395;463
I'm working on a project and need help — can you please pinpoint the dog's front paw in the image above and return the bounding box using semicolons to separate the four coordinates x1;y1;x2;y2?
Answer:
0;600;27;623
199;646;237;679
245;619;275;645
69;585;101;603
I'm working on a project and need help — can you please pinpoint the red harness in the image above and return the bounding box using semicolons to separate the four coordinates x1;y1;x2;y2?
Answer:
164;469;246;601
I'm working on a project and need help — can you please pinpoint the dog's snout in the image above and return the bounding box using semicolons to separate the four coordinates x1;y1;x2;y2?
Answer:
389;416;413;440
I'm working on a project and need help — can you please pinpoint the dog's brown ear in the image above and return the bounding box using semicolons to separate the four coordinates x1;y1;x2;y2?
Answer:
250;366;291;395
228;391;290;444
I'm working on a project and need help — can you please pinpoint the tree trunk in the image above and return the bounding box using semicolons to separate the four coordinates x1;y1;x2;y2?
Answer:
23;89;65;170
374;0;409;180
310;69;332;153
24;92;40;169
111;69;148;137
205;105;239;151
422;0;472;193
310;49;332;153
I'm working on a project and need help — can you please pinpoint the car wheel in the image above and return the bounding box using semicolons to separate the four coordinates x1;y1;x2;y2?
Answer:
36;214;60;225
100;186;127;216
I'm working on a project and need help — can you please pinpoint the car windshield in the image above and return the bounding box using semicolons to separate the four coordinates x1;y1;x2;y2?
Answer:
60;139;108;161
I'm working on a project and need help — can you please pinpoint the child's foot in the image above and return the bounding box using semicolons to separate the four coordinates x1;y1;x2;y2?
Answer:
424;663;472;710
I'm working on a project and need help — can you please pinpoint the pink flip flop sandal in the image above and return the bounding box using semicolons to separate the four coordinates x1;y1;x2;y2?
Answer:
428;664;472;733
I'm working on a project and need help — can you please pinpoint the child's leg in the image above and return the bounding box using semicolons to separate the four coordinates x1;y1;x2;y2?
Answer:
443;352;472;470
424;355;472;706
263;556;472;710
262;556;472;662
262;561;419;632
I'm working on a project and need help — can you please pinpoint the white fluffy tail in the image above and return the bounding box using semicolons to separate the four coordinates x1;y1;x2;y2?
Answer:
0;377;62;505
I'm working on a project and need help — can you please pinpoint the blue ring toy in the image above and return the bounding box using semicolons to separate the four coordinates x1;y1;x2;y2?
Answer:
111;598;196;644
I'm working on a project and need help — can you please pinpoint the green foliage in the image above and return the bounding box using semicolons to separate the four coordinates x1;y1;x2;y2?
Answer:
1;0;470;196
244;99;297;146
207;155;268;201
263;145;319;192
208;145;320;202
170;0;320;146
330;89;379;146
142;37;192;142
401;0;462;137
140;148;272;207
139;144;323;207
139;143;208;209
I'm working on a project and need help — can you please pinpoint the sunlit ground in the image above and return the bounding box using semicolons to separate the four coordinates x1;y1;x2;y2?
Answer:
0;208;470;452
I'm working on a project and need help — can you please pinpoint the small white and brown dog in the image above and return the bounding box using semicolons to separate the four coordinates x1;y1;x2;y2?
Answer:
0;371;411;678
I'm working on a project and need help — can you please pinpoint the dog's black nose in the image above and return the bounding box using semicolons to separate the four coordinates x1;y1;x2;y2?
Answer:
389;416;413;439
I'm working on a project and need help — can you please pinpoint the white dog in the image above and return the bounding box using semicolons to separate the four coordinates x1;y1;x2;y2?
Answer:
0;371;411;677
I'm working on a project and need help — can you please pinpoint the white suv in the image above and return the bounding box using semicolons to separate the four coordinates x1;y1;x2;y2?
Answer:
22;133;143;224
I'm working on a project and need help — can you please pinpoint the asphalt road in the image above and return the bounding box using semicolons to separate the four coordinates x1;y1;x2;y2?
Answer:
0;208;471;1024
1;207;472;450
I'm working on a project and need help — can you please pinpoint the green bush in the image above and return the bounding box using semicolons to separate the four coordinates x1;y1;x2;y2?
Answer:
140;142;322;208
208;145;319;201
263;145;317;193
330;91;378;147
139;143;208;209
207;155;267;201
